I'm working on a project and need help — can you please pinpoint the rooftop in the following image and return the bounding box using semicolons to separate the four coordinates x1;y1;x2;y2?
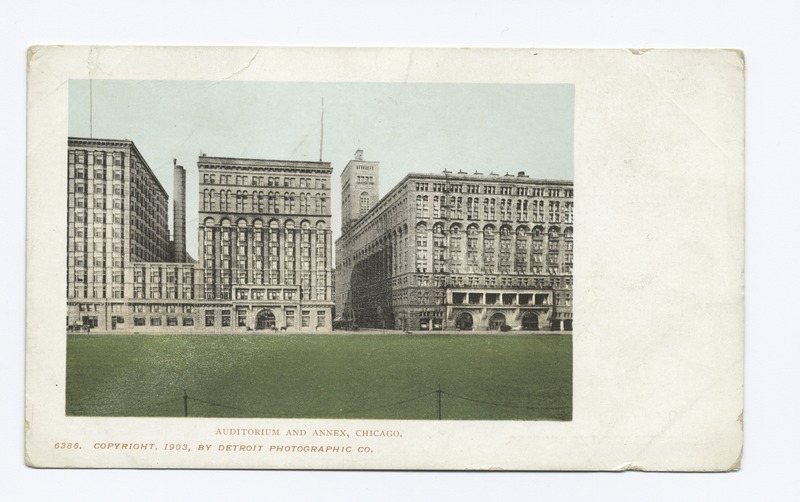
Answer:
197;155;332;172
68;137;168;198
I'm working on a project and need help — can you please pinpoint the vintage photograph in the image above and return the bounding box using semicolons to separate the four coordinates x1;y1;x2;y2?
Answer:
65;80;574;420
27;47;743;471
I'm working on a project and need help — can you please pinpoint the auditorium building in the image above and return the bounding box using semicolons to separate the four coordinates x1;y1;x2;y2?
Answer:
335;150;573;332
66;137;334;332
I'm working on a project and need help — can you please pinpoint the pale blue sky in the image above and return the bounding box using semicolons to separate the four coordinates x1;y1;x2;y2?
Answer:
69;80;573;255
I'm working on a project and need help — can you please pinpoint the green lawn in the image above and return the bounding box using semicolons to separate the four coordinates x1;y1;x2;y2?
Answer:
66;334;572;420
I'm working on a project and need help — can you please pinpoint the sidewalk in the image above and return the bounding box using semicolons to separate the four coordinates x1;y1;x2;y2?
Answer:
69;329;573;337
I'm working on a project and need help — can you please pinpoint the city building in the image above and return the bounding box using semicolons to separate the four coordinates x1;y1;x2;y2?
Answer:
66;137;334;332
335;150;574;331
67;137;173;329
196;155;334;331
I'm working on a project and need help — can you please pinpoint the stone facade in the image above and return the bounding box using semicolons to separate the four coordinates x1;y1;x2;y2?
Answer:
196;155;334;332
335;153;574;332
66;138;334;333
341;149;379;231
66;138;171;329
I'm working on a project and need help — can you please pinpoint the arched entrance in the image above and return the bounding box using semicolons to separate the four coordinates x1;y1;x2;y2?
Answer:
521;312;539;330
455;312;474;331
489;312;506;331
256;309;276;330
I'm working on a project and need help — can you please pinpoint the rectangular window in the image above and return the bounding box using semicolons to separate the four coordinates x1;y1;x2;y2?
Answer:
205;310;215;327
317;310;326;328
301;310;310;327
182;317;194;326
237;308;247;327
150;317;162;326
221;310;231;327
133;317;145;326
285;309;295;327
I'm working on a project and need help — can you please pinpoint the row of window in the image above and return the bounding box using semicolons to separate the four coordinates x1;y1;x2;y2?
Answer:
201;190;328;214
415;195;574;223
69;150;124;166
413;274;573;289
417;221;572;237
132;286;194;300
202;173;328;189
205;288;327;301
133;316;194;327
415;181;572;198
233;288;305;301
415;261;571;275
204;227;328;242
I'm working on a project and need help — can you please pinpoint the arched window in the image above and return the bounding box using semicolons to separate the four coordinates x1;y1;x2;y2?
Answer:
236;190;243;212
482;225;496;268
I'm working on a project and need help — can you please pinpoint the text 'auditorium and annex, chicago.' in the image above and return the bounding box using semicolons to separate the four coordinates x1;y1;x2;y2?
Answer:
66;138;572;334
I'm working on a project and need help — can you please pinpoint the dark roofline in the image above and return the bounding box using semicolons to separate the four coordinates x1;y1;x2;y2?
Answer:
406;171;573;186
198;156;333;171
68;137;169;198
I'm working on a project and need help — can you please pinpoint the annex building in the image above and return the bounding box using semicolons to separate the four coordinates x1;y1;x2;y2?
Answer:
66;137;334;332
335;150;574;332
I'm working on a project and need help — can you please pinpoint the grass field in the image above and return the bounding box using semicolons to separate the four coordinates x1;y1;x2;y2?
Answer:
66;334;572;420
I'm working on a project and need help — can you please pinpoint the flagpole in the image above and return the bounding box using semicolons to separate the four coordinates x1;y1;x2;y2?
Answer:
319;97;324;161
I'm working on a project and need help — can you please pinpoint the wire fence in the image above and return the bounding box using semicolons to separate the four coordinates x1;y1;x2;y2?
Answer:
96;387;570;419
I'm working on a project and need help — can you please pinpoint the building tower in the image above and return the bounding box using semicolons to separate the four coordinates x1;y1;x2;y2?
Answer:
340;149;379;231
172;160;186;263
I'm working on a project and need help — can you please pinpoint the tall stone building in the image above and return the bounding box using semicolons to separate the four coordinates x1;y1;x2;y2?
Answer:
66;138;173;329
335;151;574;332
66;137;334;332
194;155;334;331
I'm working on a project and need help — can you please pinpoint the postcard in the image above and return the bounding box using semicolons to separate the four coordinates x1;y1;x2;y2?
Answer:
26;47;743;470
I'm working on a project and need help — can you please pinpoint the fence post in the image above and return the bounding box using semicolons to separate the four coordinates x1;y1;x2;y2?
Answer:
436;385;443;420
183;390;188;417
